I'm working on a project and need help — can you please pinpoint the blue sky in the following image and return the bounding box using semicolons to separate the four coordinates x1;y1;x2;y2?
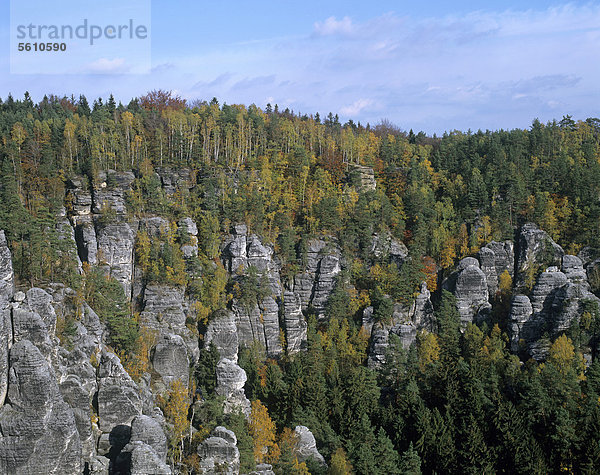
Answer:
1;0;599;133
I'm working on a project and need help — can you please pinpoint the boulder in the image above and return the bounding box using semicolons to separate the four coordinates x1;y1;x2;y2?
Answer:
294;426;326;465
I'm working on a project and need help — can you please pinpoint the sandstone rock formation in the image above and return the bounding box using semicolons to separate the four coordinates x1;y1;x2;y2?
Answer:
197;426;240;475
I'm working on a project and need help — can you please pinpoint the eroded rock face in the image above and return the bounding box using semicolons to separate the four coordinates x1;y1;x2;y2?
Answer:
129;415;168;462
515;223;564;291
232;297;282;358
96;221;136;297
370;232;409;265
0;231;14;302
562;255;588;286
0;340;81;474
119;441;172;475
364;284;433;368
140;284;186;331
155;167;193;196
508;295;533;353
140;284;199;386
445;257;490;328
478;241;514;295
151;333;189;386
97;350;142;432
294;426;326;466
197;426;240;475
204;309;239;362
282;291;307;355
92;171;135;215
293;239;341;319
215;358;251;417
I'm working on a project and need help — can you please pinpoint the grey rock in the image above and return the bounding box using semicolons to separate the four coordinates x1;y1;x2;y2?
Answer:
197;426;240;475
508;295;533;353
562;255;588;286
96;221;135;297
92;171;135;215
370;232;408;264
204;309;239;362
445;258;490;327
140;284;187;330
294;426;326;465
26;288;57;338
249;464;275;475
412;282;435;331
121;441;172;475
11;307;54;357
88;455;110;475
139;216;169;237
282;291;307;355
140;284;199;369
293;239;342;317
232;297;282;358
130;415;168;462
179;217;198;236
156;167;193;196
0;340;81;474
0;231;14;302
515;223;564;291
350;165;377;192
151;333;189;385
215;358;251;417
75;219;98;265
97;350;142;432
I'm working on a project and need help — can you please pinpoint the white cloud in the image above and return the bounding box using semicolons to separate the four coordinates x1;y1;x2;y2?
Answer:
340;98;373;116
87;58;127;73
313;16;354;36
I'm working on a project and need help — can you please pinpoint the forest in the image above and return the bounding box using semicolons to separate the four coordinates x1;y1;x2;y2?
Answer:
1;90;600;474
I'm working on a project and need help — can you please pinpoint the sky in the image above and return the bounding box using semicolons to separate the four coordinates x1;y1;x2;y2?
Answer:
1;0;599;134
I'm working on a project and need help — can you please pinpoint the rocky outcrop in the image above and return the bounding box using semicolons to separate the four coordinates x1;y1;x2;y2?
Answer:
370;232;409;265
140;284;198;377
282;291;307;355
215;358;251;417
179;217;199;259
92;171;135;215
129;415;168;462
444;257;491;328
562;255;588;286
204;309;239;362
294;426;326;466
515;223;564;291
349;165;377;192
508;295;533;353
120;441;172;475
293;239;341;318
96;221;136;297
233;297;282;358
97;350;142;432
155;167;194;196
197;426;240;475
151;333;189;385
0;340;81;474
364;286;433;368
478;241;514;295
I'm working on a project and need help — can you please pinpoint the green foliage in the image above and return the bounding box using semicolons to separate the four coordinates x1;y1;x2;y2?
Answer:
82;267;138;353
